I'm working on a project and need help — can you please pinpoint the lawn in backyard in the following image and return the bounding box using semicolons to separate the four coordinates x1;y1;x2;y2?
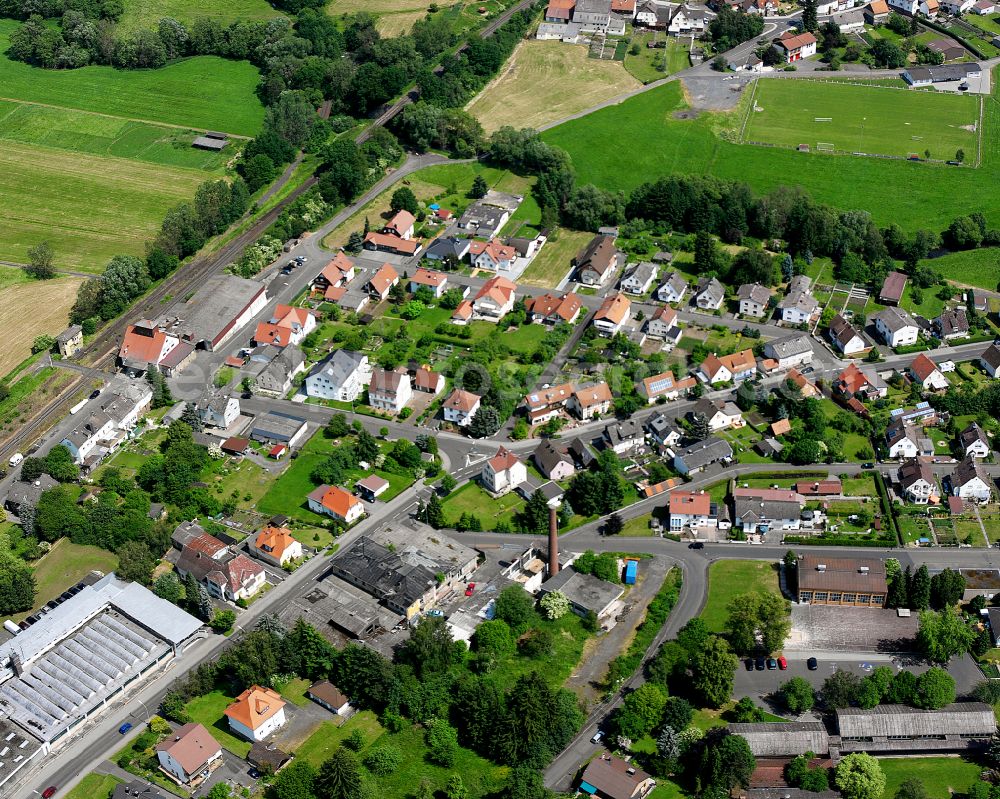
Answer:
0;21;263;134
64;773;123;799
519;229;593;287
0;136;219;271
878;756;982;799
541;74;1000;232
624;34;690;83
0;101;232;172
9;539;118;623
744;80;979;160
441;481;524;529
257;429;415;526
277;676;313;707
466;40;640;134
701;559;783;632
184;689;252;757
117;0;285;31
299;711;509;798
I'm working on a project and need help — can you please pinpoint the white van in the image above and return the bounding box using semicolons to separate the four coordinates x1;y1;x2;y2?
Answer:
8;453;23;468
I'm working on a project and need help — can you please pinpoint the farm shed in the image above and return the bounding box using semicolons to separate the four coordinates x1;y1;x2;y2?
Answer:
836;703;995;753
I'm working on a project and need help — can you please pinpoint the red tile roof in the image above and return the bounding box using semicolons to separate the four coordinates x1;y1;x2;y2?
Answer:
367;263;400;296
385;210;415;237
365;232;420;255
595;293;631;325
669;490;711;516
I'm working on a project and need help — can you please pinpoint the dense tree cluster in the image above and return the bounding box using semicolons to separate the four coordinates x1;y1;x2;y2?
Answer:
707;6;764;50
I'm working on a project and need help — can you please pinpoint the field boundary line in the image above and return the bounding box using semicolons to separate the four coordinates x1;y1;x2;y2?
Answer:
0;96;253;139
975;94;985;168
737;78;760;144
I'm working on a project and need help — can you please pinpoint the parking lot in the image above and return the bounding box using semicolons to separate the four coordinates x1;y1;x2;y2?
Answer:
733;651;984;708
785;604;919;653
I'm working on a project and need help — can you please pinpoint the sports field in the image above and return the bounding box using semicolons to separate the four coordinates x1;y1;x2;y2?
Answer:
743;80;980;160
0;20;264;135
0;139;210;271
0;101;231;172
117;0;285;32
467;40;641;133
541;71;1000;232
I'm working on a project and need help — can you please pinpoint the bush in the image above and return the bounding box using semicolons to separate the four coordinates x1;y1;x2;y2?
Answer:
364;745;401;775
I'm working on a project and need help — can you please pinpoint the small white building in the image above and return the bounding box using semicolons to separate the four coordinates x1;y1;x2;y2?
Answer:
224;686;287;742
443;389;481;427
874;307;919;348
481;447;527;495
368;368;412;414
156;723;222;785
199;392;240;429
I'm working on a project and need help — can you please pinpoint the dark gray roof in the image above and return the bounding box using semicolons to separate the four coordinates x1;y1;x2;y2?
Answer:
905;63;981;82
534;438;573;476
737;283;771;305
425;236;470;260
568;437;595;467
674;437;733;469
251;411;307;443
257;345;305;393
541;566;623;614
169;274;265;347
829;313;862;347
310;349;367;388
734;496;802;523
330;538;436;613
621;261;657;289
952;456;991;489
899;458;934;489
937;307;969;337
874;306;918;334
56;325;82;343
960;422;990;451
6;474;58;511
604;418;643;447
695;276;725;303
658;271;687;296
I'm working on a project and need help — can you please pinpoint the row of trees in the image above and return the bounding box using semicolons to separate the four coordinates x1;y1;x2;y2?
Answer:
160;593;579;798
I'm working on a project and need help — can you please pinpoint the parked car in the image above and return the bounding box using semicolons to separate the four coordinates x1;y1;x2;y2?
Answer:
42;787;58;799
745;658;755;672
118;722;133;735
249;768;262;780
807;657;818;670
8;453;23;468
591;730;604;744
688;542;704;549
861;462;874;470
465;583;476;596
425;609;444;618
755;656;766;671
90;389;101;399
777;656;787;670
766;658;778;670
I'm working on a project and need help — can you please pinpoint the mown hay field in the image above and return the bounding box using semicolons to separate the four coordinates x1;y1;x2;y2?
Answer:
466;40;641;133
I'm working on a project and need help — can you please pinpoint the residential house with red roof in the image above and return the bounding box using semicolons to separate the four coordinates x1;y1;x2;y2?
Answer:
482;446;527;495
156;723;223;785
472;276;518;321
311;253;356;299
545;0;576;19
469;239;517;273
307;484;365;524
524;382;575;426
865;0;890;20
568;382;613;420
118;319;193;376
364;263;400;301
834;363;887;400
248;526;302;567
772;29;817;62
384;210;415;239
909;353;949;392
225;686;287;742
409;267;448;298
638;371;696;403
254;304;316;348
593;293;632;336
526;292;583;325
174;533;266;602
443;388;481;427
668;490;716;533
696;349;757;384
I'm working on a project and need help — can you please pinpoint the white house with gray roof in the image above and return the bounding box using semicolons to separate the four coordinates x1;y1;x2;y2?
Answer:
737;283;771;318
693;277;725;310
763;334;814;370
656;271;688;303
619;262;658;295
305;350;370;401
874;306;919;348
672;437;734;476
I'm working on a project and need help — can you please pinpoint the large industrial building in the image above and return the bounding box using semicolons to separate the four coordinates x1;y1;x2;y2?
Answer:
796;555;888;607
0;573;202;767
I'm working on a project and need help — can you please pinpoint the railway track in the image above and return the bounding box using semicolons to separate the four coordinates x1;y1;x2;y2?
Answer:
0;2;538;458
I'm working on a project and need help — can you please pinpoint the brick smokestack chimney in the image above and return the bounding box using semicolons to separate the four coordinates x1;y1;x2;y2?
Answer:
548;499;560;577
